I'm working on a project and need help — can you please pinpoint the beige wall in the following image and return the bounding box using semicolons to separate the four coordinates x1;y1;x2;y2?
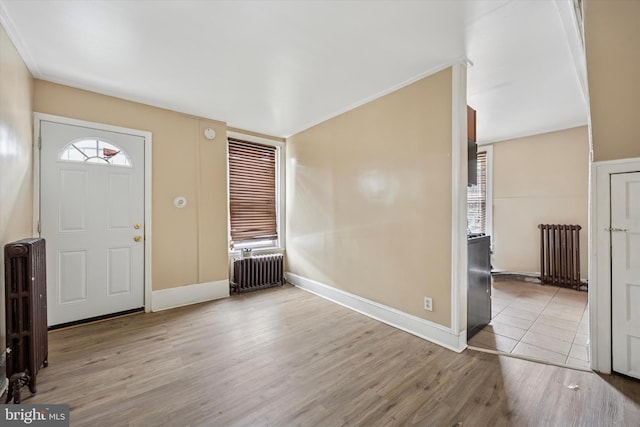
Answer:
492;126;589;277
33;81;230;291
0;24;34;385
584;0;640;161
286;68;453;327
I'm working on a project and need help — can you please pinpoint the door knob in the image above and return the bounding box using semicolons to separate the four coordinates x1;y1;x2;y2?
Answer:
134;236;142;242
134;224;141;229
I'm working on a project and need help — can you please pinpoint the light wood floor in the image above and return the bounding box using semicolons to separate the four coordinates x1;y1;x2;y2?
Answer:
19;285;640;426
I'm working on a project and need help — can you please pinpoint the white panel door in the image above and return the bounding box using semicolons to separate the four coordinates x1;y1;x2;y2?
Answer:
611;171;640;379
40;121;145;326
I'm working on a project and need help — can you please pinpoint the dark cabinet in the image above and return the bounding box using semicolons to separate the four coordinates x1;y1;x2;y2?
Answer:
467;105;476;143
467;235;491;340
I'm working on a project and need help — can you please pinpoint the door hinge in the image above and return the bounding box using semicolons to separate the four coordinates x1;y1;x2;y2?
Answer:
38;135;42;150
37;221;41;234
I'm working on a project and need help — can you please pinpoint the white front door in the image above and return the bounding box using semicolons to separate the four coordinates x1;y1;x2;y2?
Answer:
611;171;640;379
40;120;145;326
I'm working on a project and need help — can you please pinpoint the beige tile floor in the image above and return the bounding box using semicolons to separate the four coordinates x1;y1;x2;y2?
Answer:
468;280;590;369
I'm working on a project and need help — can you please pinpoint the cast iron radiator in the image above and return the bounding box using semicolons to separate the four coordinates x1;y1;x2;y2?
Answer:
4;238;48;403
538;224;582;289
231;254;284;293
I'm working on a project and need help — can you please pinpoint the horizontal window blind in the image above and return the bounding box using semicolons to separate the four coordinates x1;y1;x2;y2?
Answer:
468;150;487;234
228;138;277;243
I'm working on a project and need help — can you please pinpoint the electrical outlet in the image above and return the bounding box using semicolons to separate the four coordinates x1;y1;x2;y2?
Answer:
424;297;433;311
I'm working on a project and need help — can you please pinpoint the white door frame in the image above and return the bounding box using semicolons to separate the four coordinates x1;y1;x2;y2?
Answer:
450;62;468;346
590;156;640;373
33;113;153;313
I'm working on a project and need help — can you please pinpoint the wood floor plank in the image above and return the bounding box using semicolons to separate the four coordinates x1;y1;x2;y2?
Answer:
13;285;640;426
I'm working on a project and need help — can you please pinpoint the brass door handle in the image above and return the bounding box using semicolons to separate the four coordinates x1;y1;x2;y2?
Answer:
134;224;141;229
134;236;142;242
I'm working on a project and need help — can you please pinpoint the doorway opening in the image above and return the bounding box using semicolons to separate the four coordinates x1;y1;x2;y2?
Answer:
466;143;590;370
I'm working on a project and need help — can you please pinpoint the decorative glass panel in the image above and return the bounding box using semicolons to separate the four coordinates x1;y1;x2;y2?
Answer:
59;138;131;167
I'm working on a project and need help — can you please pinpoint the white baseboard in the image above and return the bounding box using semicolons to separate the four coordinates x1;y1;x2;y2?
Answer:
151;279;229;311
285;272;467;353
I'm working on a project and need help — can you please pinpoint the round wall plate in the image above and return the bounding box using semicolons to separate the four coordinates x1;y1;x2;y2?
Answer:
203;128;216;140
174;196;187;208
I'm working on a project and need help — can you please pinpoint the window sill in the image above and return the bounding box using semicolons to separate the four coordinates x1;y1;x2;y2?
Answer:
228;247;285;258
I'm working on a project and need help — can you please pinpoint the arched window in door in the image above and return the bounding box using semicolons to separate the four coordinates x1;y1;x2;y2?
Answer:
59;138;131;167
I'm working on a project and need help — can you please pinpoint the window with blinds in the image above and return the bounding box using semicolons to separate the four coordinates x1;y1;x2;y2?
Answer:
467;150;487;234
228;137;278;246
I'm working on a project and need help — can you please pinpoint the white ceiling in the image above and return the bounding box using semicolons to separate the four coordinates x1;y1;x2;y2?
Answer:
0;0;587;142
